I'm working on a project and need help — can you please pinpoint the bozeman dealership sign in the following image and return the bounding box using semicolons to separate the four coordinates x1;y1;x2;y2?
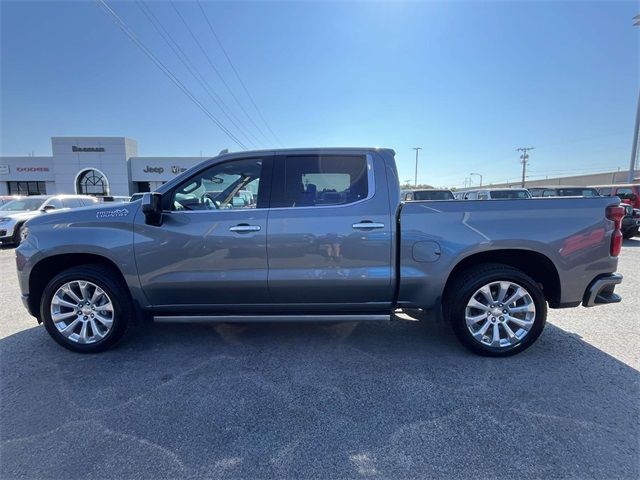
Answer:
0;165;9;175
72;146;105;152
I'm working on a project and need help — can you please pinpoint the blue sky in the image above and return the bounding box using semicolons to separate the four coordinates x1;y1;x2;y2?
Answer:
1;1;638;187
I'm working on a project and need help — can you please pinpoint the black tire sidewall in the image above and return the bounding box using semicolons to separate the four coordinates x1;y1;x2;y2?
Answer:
12;223;24;245
41;267;129;353
449;267;547;357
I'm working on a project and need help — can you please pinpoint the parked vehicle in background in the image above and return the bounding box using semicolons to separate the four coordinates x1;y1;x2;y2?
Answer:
453;191;465;200
98;195;130;203
462;188;531;200
529;187;600;198
593;184;640;209
621;204;640;239
236;189;256;206
0;195;97;245
16;148;624;357
403;189;454;201
0;195;21;207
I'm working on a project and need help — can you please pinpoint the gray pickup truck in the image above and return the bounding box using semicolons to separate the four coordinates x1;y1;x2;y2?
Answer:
15;148;625;356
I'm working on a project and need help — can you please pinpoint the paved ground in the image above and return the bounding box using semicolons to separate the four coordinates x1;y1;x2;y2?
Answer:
1;241;638;479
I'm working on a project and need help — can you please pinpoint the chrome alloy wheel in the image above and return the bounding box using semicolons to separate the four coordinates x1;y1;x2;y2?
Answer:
465;281;536;348
50;280;114;344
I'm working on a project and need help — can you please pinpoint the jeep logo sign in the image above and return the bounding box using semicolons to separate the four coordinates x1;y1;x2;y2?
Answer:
143;166;164;174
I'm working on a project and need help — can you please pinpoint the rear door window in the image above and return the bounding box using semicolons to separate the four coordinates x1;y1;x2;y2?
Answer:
271;155;369;208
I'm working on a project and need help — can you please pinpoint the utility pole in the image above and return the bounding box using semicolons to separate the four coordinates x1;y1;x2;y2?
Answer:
412;147;422;187
516;147;534;187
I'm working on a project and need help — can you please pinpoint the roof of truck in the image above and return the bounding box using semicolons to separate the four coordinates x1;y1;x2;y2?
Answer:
216;147;396;160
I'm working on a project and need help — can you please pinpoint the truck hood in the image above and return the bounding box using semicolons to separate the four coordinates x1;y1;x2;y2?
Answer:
24;203;137;229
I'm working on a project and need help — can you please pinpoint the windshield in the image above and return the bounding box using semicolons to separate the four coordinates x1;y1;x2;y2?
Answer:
490;190;530;199
0;197;46;211
546;188;600;197
413;190;454;201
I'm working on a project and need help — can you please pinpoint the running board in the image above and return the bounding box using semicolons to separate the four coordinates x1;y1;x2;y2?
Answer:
153;314;391;324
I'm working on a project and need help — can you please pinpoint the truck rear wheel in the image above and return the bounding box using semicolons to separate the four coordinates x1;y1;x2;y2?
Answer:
40;265;131;353
445;263;547;357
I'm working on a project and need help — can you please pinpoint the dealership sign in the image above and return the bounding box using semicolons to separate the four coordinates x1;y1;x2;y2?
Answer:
143;165;187;175
72;146;105;153
16;166;50;172
0;165;9;175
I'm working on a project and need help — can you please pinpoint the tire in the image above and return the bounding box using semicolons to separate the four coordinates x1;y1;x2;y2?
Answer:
12;223;24;245
444;263;547;357
40;264;132;353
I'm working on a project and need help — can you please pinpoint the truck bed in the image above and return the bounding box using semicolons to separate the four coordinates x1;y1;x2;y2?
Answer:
398;196;620;309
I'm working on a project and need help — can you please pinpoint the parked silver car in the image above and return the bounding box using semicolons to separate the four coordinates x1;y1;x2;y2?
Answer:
0;195;97;245
0;195;22;207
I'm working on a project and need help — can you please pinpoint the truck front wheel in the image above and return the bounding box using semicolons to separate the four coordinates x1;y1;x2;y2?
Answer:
445;264;547;357
40;265;131;353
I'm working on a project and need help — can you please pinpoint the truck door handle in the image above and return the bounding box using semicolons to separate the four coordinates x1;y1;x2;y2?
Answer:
229;224;261;233
352;221;385;230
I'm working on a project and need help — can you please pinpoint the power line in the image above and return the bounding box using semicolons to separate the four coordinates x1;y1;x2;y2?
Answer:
169;1;267;148
196;0;283;147
136;1;258;149
95;0;247;150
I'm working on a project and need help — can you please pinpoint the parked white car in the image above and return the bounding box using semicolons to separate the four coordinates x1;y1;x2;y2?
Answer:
462;188;531;200
0;195;98;245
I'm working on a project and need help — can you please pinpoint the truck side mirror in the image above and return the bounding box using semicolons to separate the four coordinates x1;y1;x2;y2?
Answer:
41;205;56;212
141;192;163;226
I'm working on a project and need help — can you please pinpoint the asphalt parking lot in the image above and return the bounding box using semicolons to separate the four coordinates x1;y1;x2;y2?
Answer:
1;241;638;479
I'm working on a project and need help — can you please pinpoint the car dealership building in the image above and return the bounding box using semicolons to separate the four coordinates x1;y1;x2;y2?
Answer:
0;136;205;196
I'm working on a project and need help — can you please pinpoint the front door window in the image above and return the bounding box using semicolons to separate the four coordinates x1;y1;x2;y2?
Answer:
172;158;263;211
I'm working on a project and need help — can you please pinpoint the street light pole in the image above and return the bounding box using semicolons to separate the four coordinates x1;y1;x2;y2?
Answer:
412;147;422;187
470;172;483;186
631;16;640;182
629;90;639;183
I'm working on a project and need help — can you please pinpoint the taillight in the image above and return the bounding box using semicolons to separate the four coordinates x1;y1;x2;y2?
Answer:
606;205;625;256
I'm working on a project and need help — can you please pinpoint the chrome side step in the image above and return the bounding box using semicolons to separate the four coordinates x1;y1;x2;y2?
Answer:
153;314;391;324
